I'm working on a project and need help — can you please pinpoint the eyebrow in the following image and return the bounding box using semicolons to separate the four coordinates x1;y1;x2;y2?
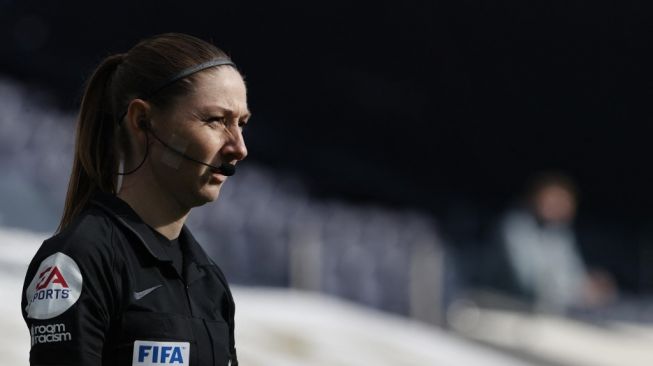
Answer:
203;105;251;119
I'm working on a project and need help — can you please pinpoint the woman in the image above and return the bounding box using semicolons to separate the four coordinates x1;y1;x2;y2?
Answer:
21;33;249;366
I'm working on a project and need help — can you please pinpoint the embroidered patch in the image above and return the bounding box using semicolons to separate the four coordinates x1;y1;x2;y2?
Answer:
133;341;190;365
25;252;83;319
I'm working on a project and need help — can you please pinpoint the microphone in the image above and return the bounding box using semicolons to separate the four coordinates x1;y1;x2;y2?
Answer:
144;122;236;176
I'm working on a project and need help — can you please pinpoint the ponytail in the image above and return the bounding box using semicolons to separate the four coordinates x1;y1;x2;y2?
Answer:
58;54;124;232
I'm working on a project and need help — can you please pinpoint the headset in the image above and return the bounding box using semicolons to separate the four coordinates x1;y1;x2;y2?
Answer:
118;120;236;176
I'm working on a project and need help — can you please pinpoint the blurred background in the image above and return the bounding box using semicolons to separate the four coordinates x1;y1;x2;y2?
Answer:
1;0;653;365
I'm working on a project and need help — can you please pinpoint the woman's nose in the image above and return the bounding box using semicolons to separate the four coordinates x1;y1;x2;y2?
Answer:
223;127;248;162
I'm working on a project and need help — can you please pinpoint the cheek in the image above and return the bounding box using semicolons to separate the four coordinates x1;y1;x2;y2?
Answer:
158;134;191;169
198;132;223;156
183;131;224;166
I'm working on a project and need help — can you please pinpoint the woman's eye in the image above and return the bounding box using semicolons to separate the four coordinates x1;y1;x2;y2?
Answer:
205;116;226;126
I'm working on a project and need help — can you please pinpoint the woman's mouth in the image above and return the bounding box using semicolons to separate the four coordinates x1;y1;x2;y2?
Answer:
209;171;227;183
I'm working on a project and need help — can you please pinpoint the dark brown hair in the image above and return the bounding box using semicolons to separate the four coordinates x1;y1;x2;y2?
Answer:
59;33;235;231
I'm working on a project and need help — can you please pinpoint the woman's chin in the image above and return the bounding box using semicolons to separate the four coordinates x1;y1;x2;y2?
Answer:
196;185;222;204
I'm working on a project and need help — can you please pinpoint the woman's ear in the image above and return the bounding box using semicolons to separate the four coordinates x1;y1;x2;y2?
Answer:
124;99;151;137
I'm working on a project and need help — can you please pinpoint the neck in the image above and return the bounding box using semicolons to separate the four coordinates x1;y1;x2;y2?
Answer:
117;168;189;240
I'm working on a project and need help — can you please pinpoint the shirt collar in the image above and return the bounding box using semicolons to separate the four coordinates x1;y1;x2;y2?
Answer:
179;225;212;266
88;191;211;266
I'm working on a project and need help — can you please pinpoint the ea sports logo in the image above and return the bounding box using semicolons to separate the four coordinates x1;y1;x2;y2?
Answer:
25;252;82;319
36;266;69;290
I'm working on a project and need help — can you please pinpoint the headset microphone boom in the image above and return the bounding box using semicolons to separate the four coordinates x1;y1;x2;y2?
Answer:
118;120;236;176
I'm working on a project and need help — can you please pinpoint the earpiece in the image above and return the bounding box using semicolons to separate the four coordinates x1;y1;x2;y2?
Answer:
118;119;151;176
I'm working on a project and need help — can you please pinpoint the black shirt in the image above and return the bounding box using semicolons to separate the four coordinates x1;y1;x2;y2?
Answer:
21;192;238;366
150;228;183;276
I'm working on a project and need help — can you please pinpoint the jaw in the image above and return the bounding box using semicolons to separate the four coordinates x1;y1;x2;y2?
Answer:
184;181;223;208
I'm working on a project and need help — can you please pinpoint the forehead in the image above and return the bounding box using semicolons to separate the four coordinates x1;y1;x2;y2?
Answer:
184;67;249;115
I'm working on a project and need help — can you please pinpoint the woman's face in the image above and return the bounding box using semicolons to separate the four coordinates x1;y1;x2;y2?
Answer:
147;66;249;209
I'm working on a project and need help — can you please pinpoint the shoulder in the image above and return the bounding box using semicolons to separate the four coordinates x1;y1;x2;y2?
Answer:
29;206;118;273
22;207;124;319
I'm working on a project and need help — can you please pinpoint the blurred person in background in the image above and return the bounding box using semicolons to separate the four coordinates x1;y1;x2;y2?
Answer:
21;33;248;365
492;172;617;313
